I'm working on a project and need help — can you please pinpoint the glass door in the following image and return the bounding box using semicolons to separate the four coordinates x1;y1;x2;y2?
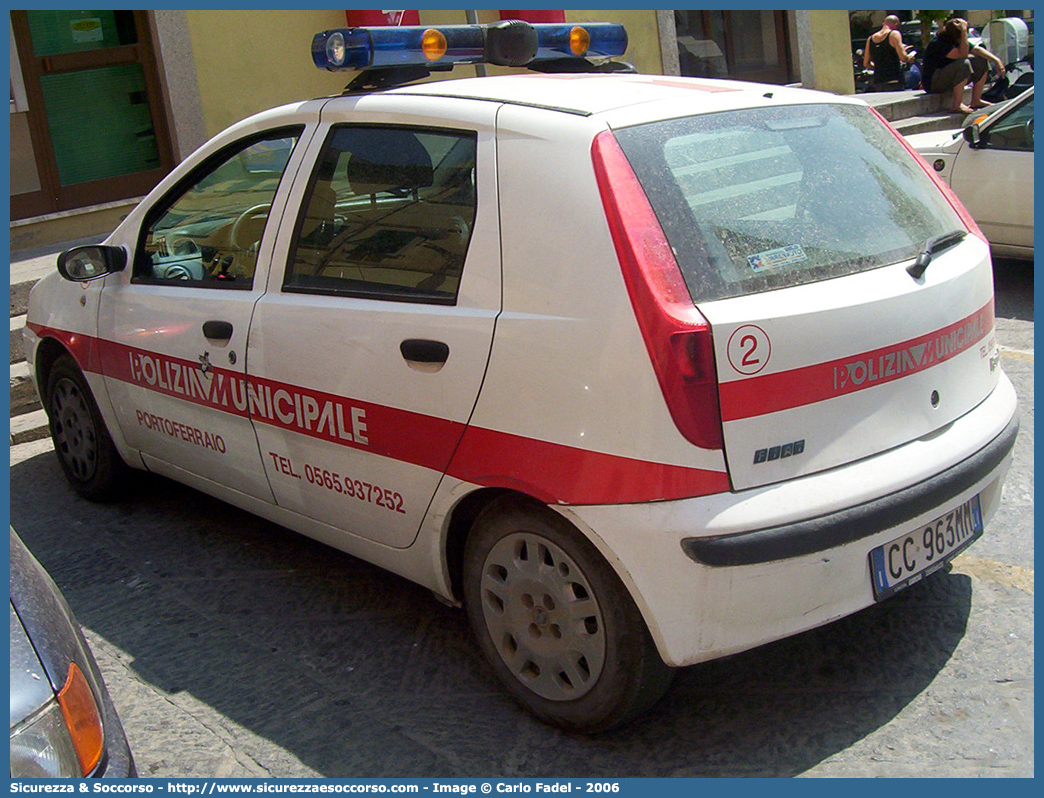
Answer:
10;10;174;219
675;10;792;85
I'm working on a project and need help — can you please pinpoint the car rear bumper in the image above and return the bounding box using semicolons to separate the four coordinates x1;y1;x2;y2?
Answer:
564;373;1019;667
682;411;1018;567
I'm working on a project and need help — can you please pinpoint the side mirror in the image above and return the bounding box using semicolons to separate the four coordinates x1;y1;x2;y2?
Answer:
963;123;983;148
56;245;127;282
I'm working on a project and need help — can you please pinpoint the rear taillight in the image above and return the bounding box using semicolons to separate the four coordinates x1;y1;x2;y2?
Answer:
591;129;724;450
870;107;988;244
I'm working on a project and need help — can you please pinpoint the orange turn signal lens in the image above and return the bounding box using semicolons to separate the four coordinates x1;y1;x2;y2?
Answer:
57;663;104;776
421;28;448;61
569;26;591;56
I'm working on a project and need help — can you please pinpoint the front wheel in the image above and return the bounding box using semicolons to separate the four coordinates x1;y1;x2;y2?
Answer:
45;355;129;502
463;497;674;732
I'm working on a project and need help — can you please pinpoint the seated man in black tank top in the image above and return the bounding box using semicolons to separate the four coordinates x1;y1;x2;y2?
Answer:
863;15;913;91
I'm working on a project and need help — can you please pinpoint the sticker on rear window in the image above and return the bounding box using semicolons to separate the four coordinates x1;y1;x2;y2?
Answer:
747;244;808;272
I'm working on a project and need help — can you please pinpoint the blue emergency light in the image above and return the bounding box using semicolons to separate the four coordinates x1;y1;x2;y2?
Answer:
532;23;628;62
312;20;627;73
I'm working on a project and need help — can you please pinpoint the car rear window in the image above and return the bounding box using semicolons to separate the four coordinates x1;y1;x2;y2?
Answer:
613;103;964;303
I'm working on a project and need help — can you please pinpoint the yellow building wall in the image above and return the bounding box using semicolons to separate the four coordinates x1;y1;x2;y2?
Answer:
185;9;664;136
185;10;349;137
807;10;855;95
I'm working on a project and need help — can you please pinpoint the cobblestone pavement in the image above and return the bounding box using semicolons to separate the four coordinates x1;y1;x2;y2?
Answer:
9;259;1033;778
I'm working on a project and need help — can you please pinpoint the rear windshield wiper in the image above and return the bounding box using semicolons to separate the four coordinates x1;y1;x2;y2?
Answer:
908;229;967;278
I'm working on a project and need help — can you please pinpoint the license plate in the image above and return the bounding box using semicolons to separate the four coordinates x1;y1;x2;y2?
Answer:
869;495;983;601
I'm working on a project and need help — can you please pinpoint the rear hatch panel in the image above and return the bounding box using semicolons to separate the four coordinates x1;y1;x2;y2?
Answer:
701;241;998;489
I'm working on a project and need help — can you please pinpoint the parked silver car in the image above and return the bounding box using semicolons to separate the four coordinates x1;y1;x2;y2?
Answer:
10;528;135;778
907;87;1034;259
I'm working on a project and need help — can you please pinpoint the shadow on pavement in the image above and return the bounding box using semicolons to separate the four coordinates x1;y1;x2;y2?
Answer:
11;448;973;778
993;258;1033;323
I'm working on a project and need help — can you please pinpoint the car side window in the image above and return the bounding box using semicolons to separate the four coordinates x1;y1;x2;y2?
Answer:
983;96;1034;152
134;128;302;287
284;125;478;304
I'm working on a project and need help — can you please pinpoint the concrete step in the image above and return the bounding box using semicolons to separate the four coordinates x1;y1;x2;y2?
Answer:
11;201;135;254
11;408;48;446
10;363;42;426
11;360;30;385
861;89;947;122
860;85;978;126
11;274;45;446
893;114;965;136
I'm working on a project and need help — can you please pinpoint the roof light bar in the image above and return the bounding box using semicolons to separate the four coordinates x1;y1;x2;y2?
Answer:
312;21;627;72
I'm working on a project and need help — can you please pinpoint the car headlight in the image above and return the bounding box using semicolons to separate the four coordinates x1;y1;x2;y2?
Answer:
10;699;82;777
9;663;104;777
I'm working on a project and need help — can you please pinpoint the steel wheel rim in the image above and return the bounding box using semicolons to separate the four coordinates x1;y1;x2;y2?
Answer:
480;531;606;701
50;377;98;482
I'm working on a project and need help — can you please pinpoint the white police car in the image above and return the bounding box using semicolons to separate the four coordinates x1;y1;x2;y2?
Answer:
24;21;1019;732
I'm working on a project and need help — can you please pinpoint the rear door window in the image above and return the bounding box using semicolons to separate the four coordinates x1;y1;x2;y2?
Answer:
613;103;964;302
285;125;478;305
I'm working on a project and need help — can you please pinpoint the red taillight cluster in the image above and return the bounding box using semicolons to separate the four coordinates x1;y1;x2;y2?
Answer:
591;130;724;450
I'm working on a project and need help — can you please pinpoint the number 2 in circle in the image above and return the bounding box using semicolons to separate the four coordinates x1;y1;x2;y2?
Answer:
727;324;771;375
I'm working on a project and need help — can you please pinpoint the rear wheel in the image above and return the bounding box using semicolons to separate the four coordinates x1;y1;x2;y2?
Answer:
45;355;129;501
463;496;674;732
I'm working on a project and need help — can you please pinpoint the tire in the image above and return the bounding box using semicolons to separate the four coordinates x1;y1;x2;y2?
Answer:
45;355;129;502
463;496;674;733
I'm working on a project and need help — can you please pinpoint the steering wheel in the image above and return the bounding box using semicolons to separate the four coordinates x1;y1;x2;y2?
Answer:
229;203;272;251
166;235;199;257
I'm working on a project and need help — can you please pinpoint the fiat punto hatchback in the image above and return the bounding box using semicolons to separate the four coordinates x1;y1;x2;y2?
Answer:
25;21;1019;732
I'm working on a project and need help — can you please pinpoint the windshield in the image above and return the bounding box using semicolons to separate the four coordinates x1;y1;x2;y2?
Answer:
613;103;964;303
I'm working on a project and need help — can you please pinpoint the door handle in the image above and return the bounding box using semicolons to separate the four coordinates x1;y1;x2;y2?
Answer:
202;320;234;341
400;339;449;364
